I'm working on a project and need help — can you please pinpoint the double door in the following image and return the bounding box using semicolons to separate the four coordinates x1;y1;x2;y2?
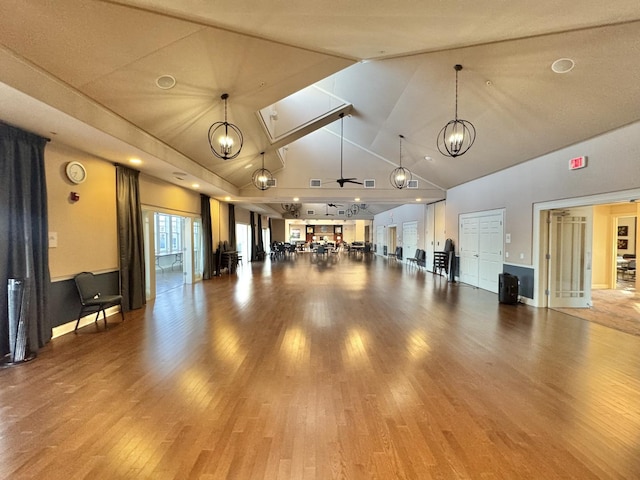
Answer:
459;211;504;293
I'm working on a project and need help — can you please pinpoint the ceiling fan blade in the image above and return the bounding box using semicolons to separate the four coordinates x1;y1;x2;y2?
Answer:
337;178;362;187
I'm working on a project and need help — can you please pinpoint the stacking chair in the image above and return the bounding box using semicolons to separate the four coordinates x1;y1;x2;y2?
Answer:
74;272;125;331
407;249;420;267
626;259;636;280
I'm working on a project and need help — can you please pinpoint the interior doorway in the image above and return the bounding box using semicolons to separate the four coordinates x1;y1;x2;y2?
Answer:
142;209;202;300
388;226;397;257
534;190;639;334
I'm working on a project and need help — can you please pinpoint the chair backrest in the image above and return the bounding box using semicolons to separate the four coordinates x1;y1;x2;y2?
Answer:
317;245;325;254
413;249;420;259
444;238;454;252
74;272;100;302
628;260;636;269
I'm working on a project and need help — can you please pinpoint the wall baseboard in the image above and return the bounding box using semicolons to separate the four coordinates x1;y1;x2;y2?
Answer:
51;306;122;339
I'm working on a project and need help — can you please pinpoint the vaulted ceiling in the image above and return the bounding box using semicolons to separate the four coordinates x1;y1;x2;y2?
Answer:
2;1;640;220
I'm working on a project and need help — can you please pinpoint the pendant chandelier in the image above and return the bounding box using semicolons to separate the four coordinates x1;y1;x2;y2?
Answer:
390;134;412;189
251;152;274;190
437;64;476;158
208;93;243;160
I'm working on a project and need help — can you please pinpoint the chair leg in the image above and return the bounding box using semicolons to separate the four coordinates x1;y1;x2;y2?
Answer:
120;303;125;322
74;308;84;331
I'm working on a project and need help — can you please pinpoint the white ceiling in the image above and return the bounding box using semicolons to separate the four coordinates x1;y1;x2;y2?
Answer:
1;1;640;219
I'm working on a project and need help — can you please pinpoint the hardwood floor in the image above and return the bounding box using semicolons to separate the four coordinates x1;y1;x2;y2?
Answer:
2;254;640;479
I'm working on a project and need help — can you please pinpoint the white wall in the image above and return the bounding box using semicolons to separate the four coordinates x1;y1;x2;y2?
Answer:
373;204;426;252
446;120;640;266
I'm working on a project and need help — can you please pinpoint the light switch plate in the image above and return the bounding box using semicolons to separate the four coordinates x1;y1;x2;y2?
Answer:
49;232;58;248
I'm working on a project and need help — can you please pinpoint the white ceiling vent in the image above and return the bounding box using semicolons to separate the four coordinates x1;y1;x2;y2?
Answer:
310;179;322;188
338;210;346;215
407;179;418;189
364;179;375;188
266;178;277;187
306;209;315;215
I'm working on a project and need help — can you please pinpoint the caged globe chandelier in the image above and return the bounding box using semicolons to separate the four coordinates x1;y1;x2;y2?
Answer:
390;134;412;189
252;152;274;190
437;64;476;158
208;93;243;160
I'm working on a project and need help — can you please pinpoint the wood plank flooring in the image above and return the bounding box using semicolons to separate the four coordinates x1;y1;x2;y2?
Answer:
2;253;640;479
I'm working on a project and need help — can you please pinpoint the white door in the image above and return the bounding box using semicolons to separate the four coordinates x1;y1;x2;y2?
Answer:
402;221;418;263
376;225;385;255
459;216;479;286
459;210;504;292
548;208;593;308
425;204;436;271
478;214;503;292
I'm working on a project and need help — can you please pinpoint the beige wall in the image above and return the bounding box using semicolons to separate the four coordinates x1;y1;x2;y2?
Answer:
46;143;118;279
139;174;200;215
592;205;613;289
270;218;286;242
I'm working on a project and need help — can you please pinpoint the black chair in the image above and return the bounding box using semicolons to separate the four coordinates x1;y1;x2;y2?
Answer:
433;251;448;275
626;259;636;279
416;249;427;268
407;249;420;267
74;272;125;331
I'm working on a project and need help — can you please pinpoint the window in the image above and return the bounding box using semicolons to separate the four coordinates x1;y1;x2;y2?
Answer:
155;213;184;254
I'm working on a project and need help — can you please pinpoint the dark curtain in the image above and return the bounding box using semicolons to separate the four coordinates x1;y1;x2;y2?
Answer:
268;218;272;250
228;204;236;249
249;211;257;261
0;122;51;356
116;165;145;312
200;194;215;280
257;214;264;254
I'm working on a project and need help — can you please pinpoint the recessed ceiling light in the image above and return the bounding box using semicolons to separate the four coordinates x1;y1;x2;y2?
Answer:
424;156;433;162
224;196;231;201
293;197;299;201
244;164;253;169
129;158;142;164
192;183;200;189
551;58;575;74
156;74;176;89
354;197;360;202
416;198;422;202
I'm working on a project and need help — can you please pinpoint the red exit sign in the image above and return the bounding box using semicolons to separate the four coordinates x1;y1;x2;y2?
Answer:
569;155;587;170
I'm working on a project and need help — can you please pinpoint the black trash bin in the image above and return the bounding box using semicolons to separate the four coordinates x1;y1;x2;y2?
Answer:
498;273;519;304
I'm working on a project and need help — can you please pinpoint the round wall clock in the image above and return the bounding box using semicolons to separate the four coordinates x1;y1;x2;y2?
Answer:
65;161;87;184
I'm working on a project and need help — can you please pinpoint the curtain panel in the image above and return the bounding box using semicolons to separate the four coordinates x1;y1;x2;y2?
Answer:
228;204;236;250
249;211;257;261
116;165;145;311
257;214;264;255
200;194;214;280
0;122;51;357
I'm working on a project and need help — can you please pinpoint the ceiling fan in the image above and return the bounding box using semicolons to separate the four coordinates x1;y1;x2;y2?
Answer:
324;204;335;216
335;113;363;188
328;203;343;208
